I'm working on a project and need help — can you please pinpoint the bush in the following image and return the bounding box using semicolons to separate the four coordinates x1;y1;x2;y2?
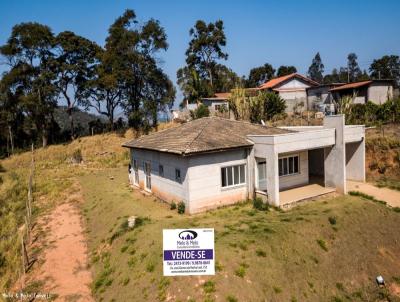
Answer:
253;197;268;211
226;295;238;302
316;239;328;251
177;201;185;214
328;216;337;225
72;148;83;163
263;92;286;120
170;201;176;210
203;280;216;293
190;104;210;119
256;249;267;257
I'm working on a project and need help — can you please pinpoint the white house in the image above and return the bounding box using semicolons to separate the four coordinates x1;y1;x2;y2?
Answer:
259;73;319;112
123;115;365;214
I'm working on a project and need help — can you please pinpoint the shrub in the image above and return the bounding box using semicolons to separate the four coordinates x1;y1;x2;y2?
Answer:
190;104;210;119
253;197;268;211
256;249;267;257
328;216;337;225
72;149;83;163
235;265;246;278
316;239;328;251
273;286;282;294
177;201;185;214
263;92;287;120
122;277;130;286
226;295;238;302
170;201;176;210
203;280;216;293
146;262;155;272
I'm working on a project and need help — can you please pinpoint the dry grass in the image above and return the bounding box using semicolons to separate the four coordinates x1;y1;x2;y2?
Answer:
81;167;400;302
0;121;179;294
365;124;400;189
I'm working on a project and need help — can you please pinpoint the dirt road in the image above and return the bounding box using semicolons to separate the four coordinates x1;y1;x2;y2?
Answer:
348;180;400;207
34;183;94;302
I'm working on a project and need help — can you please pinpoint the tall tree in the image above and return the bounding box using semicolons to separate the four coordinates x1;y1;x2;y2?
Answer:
307;52;324;83
369;55;400;86
53;31;101;139
276;65;297;77
213;64;241;92
246;63;275;87
81;9;174;130
0;22;57;147
347;53;362;82
177;66;212;104
185;20;228;89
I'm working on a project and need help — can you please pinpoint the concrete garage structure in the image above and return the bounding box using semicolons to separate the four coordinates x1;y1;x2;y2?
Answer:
123;116;365;213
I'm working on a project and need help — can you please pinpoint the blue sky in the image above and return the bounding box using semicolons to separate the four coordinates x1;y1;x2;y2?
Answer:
1;0;400;107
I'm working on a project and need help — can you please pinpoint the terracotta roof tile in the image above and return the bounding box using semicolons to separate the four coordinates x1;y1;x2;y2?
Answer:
259;73;319;89
122;117;292;156
329;80;372;91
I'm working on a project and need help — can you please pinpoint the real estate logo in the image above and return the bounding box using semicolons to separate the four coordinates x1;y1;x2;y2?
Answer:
163;228;215;276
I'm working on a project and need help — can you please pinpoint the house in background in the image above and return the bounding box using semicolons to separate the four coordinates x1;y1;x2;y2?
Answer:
123;115;365;214
329;79;394;104
306;83;345;112
259;73;319;112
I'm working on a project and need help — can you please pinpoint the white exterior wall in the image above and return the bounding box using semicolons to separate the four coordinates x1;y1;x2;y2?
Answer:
275;78;311;112
187;149;249;214
130;149;188;203
278;151;309;190
368;84;393;104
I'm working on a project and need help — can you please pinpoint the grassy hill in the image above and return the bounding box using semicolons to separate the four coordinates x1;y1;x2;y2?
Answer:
0;121;399;301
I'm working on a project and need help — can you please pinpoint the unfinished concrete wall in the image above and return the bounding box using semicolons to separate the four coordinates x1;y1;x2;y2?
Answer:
187;148;249;214
131;148;189;204
279;151;309;190
368;83;393;104
323;115;346;193
308;148;325;176
346;141;365;182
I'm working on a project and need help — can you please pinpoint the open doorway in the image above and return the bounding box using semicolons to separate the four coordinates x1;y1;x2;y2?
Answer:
308;148;325;185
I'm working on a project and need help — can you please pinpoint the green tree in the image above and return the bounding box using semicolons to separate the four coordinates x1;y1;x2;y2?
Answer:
213;64;242;92
262;92;286;120
185;20;228;89
0;22;57;147
177;67;212;104
276;65;297;77
81;9;174;130
246;63;275;87
307;52;324;83
53;31;101;139
369;55;400;86
347;53;362;82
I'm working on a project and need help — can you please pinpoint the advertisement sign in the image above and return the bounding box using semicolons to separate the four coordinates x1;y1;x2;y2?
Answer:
163;228;215;276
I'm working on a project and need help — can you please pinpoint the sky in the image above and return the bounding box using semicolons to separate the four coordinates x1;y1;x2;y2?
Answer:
1;0;400;109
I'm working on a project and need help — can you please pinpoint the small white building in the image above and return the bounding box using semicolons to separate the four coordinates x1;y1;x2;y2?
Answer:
259;73;319;112
123;116;365;214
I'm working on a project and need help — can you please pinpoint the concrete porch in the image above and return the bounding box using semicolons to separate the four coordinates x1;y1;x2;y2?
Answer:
248;115;365;208
280;184;336;208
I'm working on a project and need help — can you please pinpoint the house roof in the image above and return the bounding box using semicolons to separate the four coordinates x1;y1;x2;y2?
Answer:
214;92;231;99
122;117;292;156
259;73;319;90
329;80;373;91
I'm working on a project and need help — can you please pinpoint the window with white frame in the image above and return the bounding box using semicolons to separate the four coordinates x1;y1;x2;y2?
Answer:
221;164;246;188
279;155;299;176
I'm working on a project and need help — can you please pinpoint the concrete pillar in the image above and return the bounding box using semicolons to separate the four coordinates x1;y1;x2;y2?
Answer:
246;147;255;200
346;140;366;182
265;145;279;206
323;115;346;194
